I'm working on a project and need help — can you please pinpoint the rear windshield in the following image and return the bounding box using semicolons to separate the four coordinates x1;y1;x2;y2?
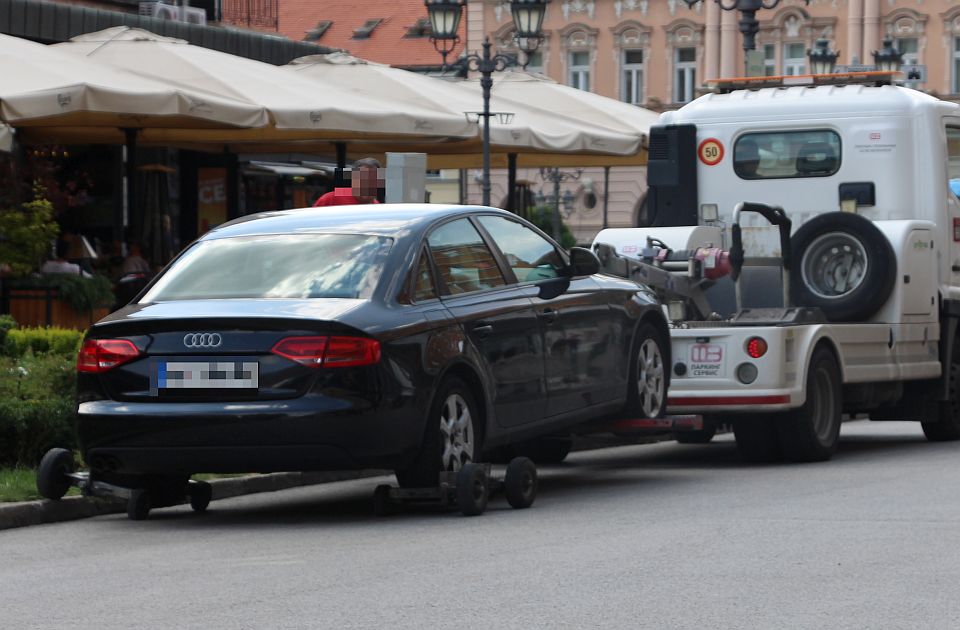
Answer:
140;234;393;301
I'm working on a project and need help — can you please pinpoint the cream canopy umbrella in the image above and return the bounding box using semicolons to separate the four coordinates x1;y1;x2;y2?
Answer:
49;28;476;146
0;32;267;133
280;53;645;168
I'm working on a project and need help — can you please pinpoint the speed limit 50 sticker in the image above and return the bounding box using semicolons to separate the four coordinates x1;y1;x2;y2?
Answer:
698;138;724;166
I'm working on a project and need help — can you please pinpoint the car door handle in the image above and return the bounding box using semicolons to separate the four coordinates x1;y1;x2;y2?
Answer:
472;323;494;337
539;308;558;324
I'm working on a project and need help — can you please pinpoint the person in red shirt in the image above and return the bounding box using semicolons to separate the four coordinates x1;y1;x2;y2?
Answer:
313;157;383;207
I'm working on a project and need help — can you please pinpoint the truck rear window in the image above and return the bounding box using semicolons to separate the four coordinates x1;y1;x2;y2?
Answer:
734;130;841;180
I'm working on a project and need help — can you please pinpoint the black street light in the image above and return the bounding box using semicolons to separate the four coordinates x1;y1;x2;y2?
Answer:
427;0;550;207
682;0;810;65
872;38;903;73
808;39;839;75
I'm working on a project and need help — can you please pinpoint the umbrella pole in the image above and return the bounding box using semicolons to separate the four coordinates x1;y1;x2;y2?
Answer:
603;166;610;229
335;143;347;169
123;128;139;245
506;153;517;214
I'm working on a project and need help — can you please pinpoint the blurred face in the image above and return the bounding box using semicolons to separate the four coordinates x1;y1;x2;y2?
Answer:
351;166;383;199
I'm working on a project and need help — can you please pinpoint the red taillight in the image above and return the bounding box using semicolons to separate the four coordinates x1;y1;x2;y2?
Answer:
77;339;141;373
746;337;768;359
271;336;380;368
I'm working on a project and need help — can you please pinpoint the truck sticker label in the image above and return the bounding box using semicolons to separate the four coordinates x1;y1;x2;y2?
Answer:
698;138;724;166
690;344;724;377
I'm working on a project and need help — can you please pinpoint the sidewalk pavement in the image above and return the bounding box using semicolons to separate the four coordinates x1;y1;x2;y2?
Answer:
0;469;386;531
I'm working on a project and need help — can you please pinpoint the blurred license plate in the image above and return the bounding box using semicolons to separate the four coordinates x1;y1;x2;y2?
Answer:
151;360;258;394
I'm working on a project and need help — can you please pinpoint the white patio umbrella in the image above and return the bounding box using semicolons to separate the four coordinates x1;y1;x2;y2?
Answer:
50;27;475;145
0;31;267;133
281;53;645;168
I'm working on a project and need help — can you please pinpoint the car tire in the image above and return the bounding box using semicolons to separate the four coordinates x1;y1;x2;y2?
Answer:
36;448;75;501
188;481;212;513
922;351;960;441
127;489;152;521
513;436;573;465
776;345;842;462
674;416;719;444
790;212;896;322
733;415;782;463
627;322;668;419
455;463;488;516
395;377;481;489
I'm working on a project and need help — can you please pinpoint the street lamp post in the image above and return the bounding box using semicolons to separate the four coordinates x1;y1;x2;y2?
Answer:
682;0;810;68
540;167;581;241
426;0;550;208
872;38;904;73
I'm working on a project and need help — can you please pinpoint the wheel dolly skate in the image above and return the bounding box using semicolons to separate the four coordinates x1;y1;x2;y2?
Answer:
372;457;538;517
36;448;212;521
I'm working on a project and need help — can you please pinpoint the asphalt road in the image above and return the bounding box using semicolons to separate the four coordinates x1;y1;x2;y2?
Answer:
3;420;960;630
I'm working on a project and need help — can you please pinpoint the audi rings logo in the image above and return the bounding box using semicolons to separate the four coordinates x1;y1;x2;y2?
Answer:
183;333;222;348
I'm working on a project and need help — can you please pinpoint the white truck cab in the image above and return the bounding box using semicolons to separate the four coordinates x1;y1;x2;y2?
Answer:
593;74;960;462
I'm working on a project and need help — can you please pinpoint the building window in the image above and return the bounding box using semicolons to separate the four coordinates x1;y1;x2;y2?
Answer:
568;51;590;91
674;47;696;103
621;49;644;105
783;42;806;76
895;37;918;65
763;44;776;76
954;38;960;94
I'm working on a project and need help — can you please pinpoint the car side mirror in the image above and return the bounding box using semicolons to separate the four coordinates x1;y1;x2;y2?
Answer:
537;276;570;300
569;247;601;277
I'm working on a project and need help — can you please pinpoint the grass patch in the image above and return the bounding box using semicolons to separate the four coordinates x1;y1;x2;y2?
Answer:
0;467;78;503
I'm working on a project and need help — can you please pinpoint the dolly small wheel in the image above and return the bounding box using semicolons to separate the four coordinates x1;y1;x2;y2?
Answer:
127;489;152;521
455;463;488;516
36;448;75;501
188;481;212;513
504;457;538;509
372;484;394;516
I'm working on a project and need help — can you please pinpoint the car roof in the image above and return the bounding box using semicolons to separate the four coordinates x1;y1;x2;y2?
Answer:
201;204;516;240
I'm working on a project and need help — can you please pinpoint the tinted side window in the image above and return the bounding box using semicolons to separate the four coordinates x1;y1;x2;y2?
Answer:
412;250;438;302
427;218;506;295
734;130;841;180
477;216;565;282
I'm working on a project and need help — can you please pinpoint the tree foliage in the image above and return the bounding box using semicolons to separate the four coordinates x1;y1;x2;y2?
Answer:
0;188;58;276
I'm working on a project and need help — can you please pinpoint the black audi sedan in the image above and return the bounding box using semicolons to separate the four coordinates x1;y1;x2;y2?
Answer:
76;204;668;492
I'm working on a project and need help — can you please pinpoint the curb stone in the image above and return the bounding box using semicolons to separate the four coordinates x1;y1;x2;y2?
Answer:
0;469;387;531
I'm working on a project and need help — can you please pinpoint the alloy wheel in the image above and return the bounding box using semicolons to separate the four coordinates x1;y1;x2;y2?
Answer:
637;338;665;418
439;393;475;472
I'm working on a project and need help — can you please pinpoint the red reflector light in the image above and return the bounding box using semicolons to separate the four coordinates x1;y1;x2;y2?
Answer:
746;337;768;359
77;339;141;373
271;336;380;368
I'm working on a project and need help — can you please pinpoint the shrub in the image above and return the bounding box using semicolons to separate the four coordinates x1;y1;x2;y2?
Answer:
0;351;77;467
0;194;59;277
3;327;83;358
0;314;16;348
526;204;577;250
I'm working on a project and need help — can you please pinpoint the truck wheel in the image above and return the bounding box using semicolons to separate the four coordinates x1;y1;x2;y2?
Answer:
504;457;538;509
733;416;782;463
396;377;481;489
456;463;488;516
790;212;896;322
675;416;718;444
922;357;960;441
776;346;842;462
188;481;212;513
627;323;668;419
127;489;152;521
36;448;74;501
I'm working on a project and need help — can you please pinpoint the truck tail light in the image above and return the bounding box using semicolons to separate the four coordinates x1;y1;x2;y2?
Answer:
77;339;141;373
746;337;768;359
271;336;380;368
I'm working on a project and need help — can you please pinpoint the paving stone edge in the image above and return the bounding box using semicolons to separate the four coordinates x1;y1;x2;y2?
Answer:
0;469;386;531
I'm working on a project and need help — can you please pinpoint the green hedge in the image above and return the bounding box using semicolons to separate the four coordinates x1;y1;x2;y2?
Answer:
3;327;83;358
0;343;78;467
0;315;15;348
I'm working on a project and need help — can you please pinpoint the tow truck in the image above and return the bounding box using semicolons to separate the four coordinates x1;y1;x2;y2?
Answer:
592;71;960;462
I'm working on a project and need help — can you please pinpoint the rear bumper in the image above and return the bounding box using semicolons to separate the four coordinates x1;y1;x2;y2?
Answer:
78;397;423;475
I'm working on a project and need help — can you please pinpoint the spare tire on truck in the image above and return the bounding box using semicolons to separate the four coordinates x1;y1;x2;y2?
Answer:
789;212;896;322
